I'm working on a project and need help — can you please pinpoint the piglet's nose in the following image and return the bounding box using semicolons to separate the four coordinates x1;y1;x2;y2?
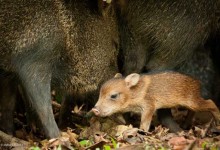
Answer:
92;107;100;116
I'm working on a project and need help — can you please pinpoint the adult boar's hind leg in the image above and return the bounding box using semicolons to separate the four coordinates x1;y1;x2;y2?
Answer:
158;109;182;132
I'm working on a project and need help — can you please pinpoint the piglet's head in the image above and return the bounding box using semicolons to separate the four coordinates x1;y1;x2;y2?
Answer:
92;73;141;117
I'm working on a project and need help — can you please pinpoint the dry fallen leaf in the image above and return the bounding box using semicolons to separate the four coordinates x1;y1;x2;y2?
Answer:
168;136;188;150
72;104;84;114
161;133;178;141
93;132;108;143
114;125;133;140
122;128;146;144
153;125;169;138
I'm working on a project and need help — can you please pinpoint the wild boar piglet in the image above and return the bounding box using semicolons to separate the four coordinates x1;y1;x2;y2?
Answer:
92;72;220;131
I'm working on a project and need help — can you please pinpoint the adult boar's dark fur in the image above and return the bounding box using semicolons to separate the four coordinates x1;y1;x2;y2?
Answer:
0;0;119;138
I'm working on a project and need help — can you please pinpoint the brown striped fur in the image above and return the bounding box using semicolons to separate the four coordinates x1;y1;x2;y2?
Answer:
93;71;220;131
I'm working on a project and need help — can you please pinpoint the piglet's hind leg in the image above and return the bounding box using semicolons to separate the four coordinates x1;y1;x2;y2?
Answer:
186;98;220;125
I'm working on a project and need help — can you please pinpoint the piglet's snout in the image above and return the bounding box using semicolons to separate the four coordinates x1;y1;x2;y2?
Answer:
92;107;100;116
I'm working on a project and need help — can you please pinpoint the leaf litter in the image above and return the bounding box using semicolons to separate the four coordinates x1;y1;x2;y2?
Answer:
3;102;220;150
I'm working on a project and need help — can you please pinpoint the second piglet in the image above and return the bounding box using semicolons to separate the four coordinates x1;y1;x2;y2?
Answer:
92;72;220;131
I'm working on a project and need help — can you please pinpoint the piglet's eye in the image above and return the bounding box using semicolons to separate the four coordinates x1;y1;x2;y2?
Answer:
110;93;119;100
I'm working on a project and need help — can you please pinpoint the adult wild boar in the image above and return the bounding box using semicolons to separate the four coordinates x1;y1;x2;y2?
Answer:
0;0;119;138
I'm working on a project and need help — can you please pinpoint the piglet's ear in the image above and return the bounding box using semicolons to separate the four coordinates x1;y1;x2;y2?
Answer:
125;73;140;88
114;73;122;78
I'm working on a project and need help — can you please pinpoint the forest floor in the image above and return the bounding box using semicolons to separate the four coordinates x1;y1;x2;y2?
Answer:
0;101;220;150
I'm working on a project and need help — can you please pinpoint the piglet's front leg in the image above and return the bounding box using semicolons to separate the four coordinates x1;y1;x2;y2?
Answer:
140;108;155;131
